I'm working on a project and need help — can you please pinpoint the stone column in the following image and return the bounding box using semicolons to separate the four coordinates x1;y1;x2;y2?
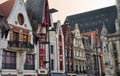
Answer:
17;51;26;76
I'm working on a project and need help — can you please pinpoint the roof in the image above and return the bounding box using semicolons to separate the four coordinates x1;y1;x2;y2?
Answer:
26;0;45;24
0;0;15;19
65;6;117;34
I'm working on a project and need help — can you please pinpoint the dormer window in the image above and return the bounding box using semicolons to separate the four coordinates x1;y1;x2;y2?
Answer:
18;13;24;25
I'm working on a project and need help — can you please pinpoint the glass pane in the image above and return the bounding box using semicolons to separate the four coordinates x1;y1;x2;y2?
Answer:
2;56;5;63
6;52;10;56
6;56;10;63
11;57;15;63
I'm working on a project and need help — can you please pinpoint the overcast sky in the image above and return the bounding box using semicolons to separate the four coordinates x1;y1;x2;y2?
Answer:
49;0;116;24
0;0;116;24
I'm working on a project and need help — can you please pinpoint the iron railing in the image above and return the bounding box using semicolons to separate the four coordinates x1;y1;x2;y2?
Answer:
8;40;34;51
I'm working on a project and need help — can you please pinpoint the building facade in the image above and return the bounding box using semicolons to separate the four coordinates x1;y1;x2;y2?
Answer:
26;0;52;76
0;0;35;76
73;23;86;76
100;24;115;76
62;22;75;76
64;5;117;76
50;21;66;76
81;34;94;76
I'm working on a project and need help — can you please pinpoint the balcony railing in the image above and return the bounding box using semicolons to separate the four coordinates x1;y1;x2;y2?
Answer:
74;56;86;60
2;63;16;69
7;40;34;52
24;65;35;70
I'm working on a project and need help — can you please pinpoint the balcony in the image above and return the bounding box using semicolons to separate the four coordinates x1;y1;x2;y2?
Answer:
7;41;34;52
74;56;86;60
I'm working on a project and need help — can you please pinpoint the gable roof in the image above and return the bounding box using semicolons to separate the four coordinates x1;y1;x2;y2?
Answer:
0;0;15;19
26;0;45;24
65;6;117;34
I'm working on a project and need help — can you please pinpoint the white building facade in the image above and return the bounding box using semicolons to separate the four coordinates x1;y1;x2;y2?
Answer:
50;21;66;76
0;0;37;76
73;23;86;76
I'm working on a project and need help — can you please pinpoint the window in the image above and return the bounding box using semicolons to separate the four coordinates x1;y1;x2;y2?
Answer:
69;50;71;57
65;49;68;57
24;54;35;70
59;35;62;42
60;61;63;70
59;46;62;55
113;43;116;51
18;13;24;25
40;44;45;54
76;65;78;73
50;45;54;54
51;59;54;70
79;65;81;73
2;50;16;69
13;32;19;41
71;63;73;72
23;34;28;42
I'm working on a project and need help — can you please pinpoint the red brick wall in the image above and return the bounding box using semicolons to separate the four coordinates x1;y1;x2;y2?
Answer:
9;26;31;42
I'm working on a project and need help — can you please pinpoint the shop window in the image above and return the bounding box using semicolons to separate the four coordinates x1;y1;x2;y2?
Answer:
24;54;35;70
2;50;16;69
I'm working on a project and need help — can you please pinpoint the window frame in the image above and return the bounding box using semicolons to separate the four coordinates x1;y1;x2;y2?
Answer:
24;54;35;70
2;50;16;69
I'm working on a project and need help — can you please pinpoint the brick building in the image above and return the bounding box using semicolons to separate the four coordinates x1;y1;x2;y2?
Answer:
62;22;75;76
64;5;117;76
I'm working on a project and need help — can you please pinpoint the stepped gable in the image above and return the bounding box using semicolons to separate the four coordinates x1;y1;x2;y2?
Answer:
65;6;117;34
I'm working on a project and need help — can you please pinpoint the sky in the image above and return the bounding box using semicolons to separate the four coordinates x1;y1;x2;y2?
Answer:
48;0;116;24
0;0;116;24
